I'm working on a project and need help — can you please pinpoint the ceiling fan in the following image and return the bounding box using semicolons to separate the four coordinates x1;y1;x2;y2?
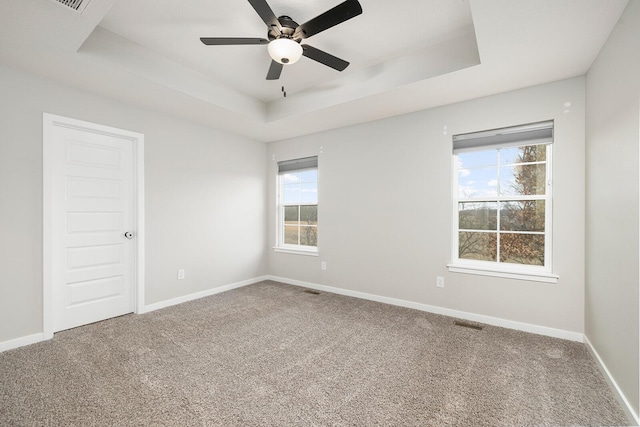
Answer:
200;0;363;80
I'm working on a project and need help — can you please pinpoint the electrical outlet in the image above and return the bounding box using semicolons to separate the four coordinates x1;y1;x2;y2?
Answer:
321;261;327;271
436;276;445;288
177;269;185;280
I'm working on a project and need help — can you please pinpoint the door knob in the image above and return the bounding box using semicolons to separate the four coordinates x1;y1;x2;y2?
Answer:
124;231;134;239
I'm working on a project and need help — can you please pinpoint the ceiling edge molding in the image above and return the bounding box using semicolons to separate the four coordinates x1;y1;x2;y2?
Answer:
265;27;480;123
79;26;267;121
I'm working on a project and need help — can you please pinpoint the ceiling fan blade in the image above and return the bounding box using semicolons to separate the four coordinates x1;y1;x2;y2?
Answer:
294;0;362;39
302;45;349;71
200;37;269;45
247;0;282;32
266;60;284;80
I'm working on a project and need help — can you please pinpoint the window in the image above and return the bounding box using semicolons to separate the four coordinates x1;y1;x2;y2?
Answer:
448;121;557;282
276;156;318;254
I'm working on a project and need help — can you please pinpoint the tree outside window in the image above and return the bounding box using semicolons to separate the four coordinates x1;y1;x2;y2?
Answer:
453;123;552;272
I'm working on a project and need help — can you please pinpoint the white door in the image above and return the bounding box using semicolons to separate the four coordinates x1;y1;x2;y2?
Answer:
49;121;137;332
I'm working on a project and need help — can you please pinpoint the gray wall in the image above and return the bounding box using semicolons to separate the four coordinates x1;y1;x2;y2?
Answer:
0;65;268;343
268;77;586;334
585;0;640;416
1;16;638;415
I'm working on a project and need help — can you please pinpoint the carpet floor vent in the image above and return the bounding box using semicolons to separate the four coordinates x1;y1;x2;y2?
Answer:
52;0;91;13
454;320;484;331
303;289;321;295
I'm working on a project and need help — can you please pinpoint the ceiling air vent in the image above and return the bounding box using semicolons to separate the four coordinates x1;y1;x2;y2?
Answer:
52;0;91;14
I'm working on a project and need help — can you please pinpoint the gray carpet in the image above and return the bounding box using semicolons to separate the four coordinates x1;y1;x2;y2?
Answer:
0;280;632;426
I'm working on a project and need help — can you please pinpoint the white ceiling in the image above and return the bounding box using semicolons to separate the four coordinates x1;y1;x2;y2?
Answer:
0;0;630;142
99;0;474;102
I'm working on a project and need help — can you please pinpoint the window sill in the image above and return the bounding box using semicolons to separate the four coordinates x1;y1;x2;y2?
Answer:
447;264;559;283
273;247;319;257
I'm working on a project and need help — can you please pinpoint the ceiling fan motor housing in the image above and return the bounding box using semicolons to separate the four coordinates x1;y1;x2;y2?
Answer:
267;16;303;64
268;16;301;41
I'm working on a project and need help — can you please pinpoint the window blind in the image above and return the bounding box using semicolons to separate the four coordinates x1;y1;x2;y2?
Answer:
277;156;318;174
453;121;553;153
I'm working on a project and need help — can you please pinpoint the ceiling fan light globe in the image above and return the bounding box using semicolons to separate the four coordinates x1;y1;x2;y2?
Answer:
268;38;303;65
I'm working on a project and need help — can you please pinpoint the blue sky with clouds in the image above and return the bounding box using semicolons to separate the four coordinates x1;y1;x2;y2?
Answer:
457;146;545;199
283;170;318;204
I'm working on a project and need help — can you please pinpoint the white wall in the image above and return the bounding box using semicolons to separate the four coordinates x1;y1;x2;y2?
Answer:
585;0;640;417
0;65;267;343
268;77;586;335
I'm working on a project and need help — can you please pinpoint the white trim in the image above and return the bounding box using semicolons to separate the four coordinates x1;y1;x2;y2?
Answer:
275;157;319;251
139;276;268;314
447;264;559;283
273;247;319;256
452;143;555;278
134;136;146;314
3;276;267;352
267;275;583;342
0;333;45;353
585;336;640;426
42;113;145;339
42;116;54;340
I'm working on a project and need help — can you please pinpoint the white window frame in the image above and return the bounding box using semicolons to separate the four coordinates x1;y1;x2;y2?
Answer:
274;157;319;256
447;122;558;283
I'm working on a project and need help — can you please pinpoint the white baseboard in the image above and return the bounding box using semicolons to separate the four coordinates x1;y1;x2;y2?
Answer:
584;336;639;426
2;276;268;353
267;275;584;342
0;333;45;353
139;275;269;314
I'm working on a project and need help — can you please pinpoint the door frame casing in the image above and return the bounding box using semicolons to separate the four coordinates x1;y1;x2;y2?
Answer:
43;113;145;340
